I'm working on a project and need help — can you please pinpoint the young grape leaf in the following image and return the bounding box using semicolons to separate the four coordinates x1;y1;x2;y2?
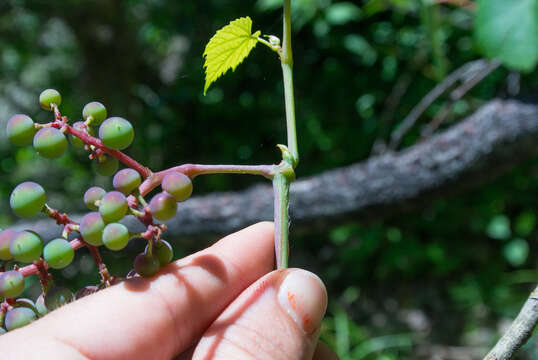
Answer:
203;17;261;95
475;0;538;72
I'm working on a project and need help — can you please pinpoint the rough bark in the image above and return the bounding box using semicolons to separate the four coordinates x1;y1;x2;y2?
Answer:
13;99;538;241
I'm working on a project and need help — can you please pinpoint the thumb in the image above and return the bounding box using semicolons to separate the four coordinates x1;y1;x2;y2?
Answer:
192;268;328;360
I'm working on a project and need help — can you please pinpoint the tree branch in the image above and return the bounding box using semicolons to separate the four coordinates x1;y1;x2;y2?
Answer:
13;99;538;241
484;285;538;360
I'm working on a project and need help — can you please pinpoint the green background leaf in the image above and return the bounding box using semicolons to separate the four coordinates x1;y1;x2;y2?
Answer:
203;17;260;95
475;0;538;71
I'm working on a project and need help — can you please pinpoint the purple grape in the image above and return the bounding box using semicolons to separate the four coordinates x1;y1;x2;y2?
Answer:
79;212;105;246
0;271;25;298
4;307;36;331
70;121;93;148
6;114;36;146
75;286;99;300
145;240;173;266
99;191;128;223
133;252;160;277
113;168;141;195
0;229;18;260
84;186;106;211
149;192;177;221
162;172;193;202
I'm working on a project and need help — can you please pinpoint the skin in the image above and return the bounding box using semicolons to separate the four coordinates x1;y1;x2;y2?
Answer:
0;222;338;360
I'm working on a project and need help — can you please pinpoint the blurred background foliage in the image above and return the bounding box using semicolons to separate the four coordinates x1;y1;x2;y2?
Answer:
1;0;538;358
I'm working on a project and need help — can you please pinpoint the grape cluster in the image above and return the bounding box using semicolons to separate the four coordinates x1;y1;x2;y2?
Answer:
0;89;196;335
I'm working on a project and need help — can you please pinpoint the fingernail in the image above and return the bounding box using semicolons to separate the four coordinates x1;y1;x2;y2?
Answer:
277;269;328;334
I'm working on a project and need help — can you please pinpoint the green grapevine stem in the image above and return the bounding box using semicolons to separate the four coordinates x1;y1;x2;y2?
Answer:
273;173;290;269
272;0;297;269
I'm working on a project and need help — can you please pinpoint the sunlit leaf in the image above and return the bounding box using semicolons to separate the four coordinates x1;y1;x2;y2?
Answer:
203;17;260;95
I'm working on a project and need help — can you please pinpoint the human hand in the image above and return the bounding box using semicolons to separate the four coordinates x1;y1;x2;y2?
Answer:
0;222;335;359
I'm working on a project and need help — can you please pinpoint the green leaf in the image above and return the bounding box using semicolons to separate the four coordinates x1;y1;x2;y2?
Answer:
203;17;261;95
475;0;538;71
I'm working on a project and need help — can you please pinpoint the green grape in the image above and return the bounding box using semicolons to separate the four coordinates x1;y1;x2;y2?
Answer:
102;223;130;251
70;121;93;148
149;192;177;221
94;155;119;176
79;212;105;246
0;229;18;260
113;168;141;195
82;101;107;125
0;327;6;335
13;298;38;313
75;286;98;300
6;114;36;146
33;127;68;158
99;191;128;223
145;240;173;266
39;89;61;111
84;187;106;210
133;252;160;277
43;238;74;269
4;307;36;331
98;117;134;150
162;172;193;202
35;294;48;316
44;286;74;311
10;231;43;263
10;182;46;218
0;271;25;298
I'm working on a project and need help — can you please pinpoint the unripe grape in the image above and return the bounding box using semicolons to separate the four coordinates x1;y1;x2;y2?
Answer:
113;168;141;195
10;231;43;263
35;294;48;316
39;89;61;110
99;117;134;150
149;192;177;221
6;114;36;146
0;229;18;260
94;155;119;176
133;252;160;277
13;298;37;312
102;223;130;251
0;327;5;335
145;240;173;266
10;182;46;218
44;286;74;311
99;191;128;223
83;102;107;125
79;212;105;246
70;121;93;148
0;271;25;298
75;286;98;300
84;187;106;210
43;238;74;269
162;172;193;202
4;307;36;331
33;127;68;158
